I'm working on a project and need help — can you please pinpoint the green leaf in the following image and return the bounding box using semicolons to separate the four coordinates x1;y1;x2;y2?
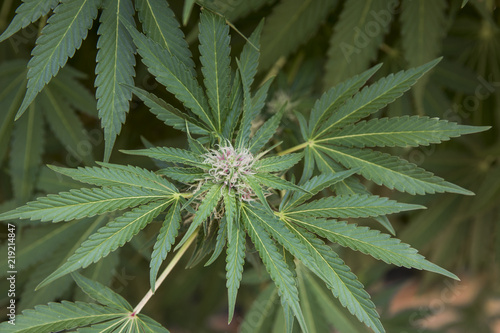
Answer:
223;187;238;244
150;201;181;291
0;0;59;43
124;22;216;132
135;0;194;71
324;0;392;87
225;216;245;323
259;0;336;70
241;205;308;332
308;64;382;137
254;153;303;173
38;200;172;288
316;58;442;138
254;172;307;193
222;71;243;139
182;0;196;25
0;301;124;333
121;146;205;168
235;78;273;148
9;102;44;203
72;272;133;311
137;314;170;333
95;0;136;162
291;217;459;280
199;10;231;131
317;116;490;148
41;84;94;166
157;167;205;184
0;186;171;222
17;0;100;119
127;85;209;135
318;145;474;195
205;216;227;266
283;169;359;210
176;184;223;249
49;163;177;193
286;194;423;219
248;105;285;154
238;19;264;97
239;283;279;333
198;0;274;21
288;227;383;333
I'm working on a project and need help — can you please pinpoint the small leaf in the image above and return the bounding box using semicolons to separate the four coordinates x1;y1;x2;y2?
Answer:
150;201;181;291
72;272;132;311
254;153;304;173
248;105;286;154
254;173;307;193
157;167;205;184
205;216;227;266
225;217;245;323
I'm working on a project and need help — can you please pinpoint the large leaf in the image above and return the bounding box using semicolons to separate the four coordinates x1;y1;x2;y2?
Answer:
317;116;489;147
324;0;392;87
121;146;205;168
0;301;124;333
9;102;44;203
135;0;194;71
254;153;303;173
17;0;100;118
318;145;473;195
38;199;172;288
316;58;441;138
95;0;136;162
49;163;177;193
291;217;459;280
286;194;423;219
0;0;59;43
72;273;132;311
259;0;337;70
225;216;246;323
199;10;231;131
125;22;216;131
150;201;181;291
241;205;308;332
0;186;171;222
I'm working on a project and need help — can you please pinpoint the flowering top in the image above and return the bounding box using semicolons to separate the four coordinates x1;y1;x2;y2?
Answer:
202;144;256;201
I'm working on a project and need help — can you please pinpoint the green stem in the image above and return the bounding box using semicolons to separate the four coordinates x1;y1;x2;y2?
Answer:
277;141;310;156
132;231;198;315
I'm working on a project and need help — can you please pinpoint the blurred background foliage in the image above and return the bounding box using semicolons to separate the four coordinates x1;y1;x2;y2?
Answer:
0;0;498;332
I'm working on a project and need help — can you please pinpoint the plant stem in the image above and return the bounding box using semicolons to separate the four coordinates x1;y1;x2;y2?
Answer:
277;141;309;156
132;231;198;315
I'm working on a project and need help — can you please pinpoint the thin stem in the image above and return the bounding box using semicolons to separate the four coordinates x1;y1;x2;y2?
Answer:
132;231;198;315
277;141;310;156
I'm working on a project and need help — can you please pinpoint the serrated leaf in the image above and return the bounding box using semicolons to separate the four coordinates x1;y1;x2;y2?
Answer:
283;169;359;210
157;167;205;184
121;146;205;168
254;172;306;193
288;228;383;333
198;0;274;21
49;163;177;193
286;194;423;219
176;184;223;249
41;84;94;166
324;0;392;87
38;200;172;288
17;0;100;119
308;64;382;137
9;102;44;203
223;187;238;245
75;317;127;332
72;272;132;311
150;201;181;291
259;0;336;70
0;186;171;222
95;0;136;162
205;216;227;266
127;85;210;135
318;145;473;195
199;10;231;131
0;0;59;43
225;216;245;323
135;0;194;71
241;205;308;332
0;301;124;333
317;116;490;148
291;217;459;280
124;22;216;132
222;71;243;139
238;283;279;333
254;153;303;173
248;105;285;154
316;59;442;138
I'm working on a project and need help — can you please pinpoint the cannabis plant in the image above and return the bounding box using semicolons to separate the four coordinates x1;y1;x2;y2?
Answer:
0;2;490;333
